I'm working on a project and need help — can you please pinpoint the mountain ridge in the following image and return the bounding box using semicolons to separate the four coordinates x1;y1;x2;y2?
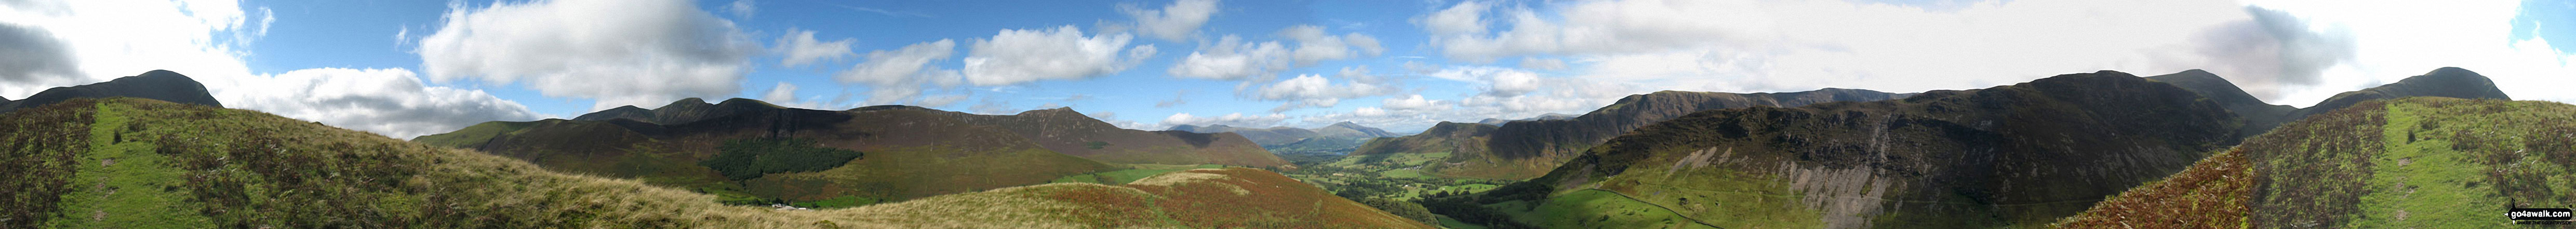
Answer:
1459;70;2241;228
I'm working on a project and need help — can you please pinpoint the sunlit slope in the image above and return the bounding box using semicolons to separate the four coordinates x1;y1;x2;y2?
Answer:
1483;71;2240;228
2049;149;2251;228
1;98;1431;228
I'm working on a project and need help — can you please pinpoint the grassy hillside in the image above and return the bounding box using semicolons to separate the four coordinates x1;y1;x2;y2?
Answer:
0;98;1432;228
1355;88;1910;180
2240;97;2575;228
412;100;1118;206
1447;71;2240;228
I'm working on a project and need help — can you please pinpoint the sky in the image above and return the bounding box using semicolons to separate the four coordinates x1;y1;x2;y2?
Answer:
1;0;2570;139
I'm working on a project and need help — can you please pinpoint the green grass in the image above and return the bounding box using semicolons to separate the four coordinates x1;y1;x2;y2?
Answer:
1492;190;1719;228
788;195;879;208
1436;216;1490;229
47;101;215;227
700;138;864;180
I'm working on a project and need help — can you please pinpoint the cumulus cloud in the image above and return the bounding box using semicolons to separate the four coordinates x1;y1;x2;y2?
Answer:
416;0;760;111
1120;0;1219;41
777;28;856;68
1167;25;1384;80
1282;24;1384;63
0;23;81;86
1379;94;1450;112
221;68;546;138
1167;35;1289;79
725;0;756;18
1417;1;1490;36
1161;112;1289;128
2178;6;2358;100
761;82;798;103
1253;66;1399;112
835;39;962;105
961;25;1157;86
1429;66;1543;97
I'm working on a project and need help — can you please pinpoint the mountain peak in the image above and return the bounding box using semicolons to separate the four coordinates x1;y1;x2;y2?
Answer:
2177;69;2214;75
663;98;711;109
0;70;222;113
2427;66;2476;76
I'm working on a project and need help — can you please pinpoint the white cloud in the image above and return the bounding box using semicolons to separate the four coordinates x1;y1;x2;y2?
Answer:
725;0;756;19
762;82;798;103
1120;0;1219;41
776;28;856;67
1412;0;2415;106
961;25;1157;86
416;0;760;111
1417;1;1490;36
2240;0;2576;104
1428;65;1542;97
1352;107;1389;116
1253;66;1399;112
1160;112;1289;128
1167;35;1290;79
1282;24;1385;64
1167;25;1384;80
0;0;553;139
1379;94;1449;112
222;68;546;139
835;39;963;105
0;0;258;98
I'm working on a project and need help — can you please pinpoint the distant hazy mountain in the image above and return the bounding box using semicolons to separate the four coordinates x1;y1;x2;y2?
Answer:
1170;122;1401;146
0;70;221;113
1359;88;1913;179
1469;71;2241;228
0;98;1428;228
1169;122;1402;155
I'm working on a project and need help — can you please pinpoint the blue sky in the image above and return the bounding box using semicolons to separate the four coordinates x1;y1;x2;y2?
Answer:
3;0;2572;138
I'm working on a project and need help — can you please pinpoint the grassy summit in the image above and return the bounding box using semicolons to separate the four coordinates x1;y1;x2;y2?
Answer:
0;98;1431;228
